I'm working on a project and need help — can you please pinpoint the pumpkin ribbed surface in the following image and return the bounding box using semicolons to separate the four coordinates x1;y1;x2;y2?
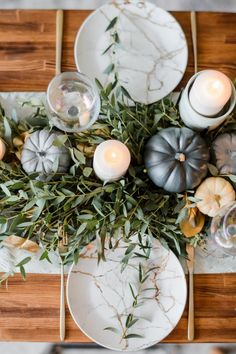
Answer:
144;127;209;193
212;133;236;175
21;130;71;176
195;177;235;217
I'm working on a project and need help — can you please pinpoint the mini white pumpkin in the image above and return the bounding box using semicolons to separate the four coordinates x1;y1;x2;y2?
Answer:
21;130;70;176
0;138;6;160
195;177;235;217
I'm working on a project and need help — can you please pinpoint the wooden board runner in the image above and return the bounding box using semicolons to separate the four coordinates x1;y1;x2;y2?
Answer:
0;273;236;342
0;11;235;91
0;10;235;343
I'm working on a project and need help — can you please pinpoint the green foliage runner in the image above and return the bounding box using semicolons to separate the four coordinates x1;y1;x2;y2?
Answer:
0;81;235;279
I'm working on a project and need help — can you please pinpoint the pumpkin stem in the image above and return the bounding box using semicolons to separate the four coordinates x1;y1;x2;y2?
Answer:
214;194;221;207
37;151;46;157
175;152;186;162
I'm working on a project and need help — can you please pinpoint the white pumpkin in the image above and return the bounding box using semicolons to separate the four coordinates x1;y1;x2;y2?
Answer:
21;130;71;176
195;177;235;217
0;138;6;160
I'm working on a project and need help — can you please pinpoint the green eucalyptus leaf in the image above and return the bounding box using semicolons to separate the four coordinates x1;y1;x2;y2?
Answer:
105;16;118;32
76;223;87;236
102;43;114;55
227;175;236;183
16;257;31;267
0;184;11;196
20;266;26;280
124;220;130;236
121;86;132;100
53;135;68;147
127;318;139;328
74;149;86;164
83;167;93;177
124;334;143;339
95;78;103;90
39;250;52;263
104;327;119;334
104;63;115;75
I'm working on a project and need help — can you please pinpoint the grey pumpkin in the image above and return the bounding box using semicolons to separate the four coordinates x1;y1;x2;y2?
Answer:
212;132;236;175
21;130;71;176
144;127;209;193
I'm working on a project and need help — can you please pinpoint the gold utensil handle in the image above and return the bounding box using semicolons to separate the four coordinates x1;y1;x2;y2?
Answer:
60;262;65;341
190;11;198;74
56;9;64;76
188;271;194;341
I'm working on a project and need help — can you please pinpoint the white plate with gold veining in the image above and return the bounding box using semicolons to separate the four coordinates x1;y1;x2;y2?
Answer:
74;0;188;105
67;237;186;351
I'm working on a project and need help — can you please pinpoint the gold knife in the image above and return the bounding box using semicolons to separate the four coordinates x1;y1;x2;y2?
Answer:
187;12;197;340
56;9;64;76
190;11;198;74
186;243;195;341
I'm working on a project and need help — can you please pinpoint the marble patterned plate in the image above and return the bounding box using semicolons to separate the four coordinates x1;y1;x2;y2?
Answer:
67;237;187;351
74;1;188;105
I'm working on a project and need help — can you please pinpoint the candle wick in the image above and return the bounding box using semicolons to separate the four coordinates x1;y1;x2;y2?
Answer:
68;105;80;117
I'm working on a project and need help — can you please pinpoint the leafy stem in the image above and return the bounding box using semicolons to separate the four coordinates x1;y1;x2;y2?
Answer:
103;16;120;77
120;263;154;340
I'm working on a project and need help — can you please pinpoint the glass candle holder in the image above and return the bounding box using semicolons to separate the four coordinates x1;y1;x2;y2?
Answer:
210;202;236;256
46;72;100;133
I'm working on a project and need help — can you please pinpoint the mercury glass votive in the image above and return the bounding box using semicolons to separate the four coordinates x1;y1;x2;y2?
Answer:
46;72;100;133
210;203;236;256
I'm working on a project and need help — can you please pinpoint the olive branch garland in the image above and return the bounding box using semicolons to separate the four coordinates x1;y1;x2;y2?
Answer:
0;76;236;284
0;75;235;284
0;86;196;281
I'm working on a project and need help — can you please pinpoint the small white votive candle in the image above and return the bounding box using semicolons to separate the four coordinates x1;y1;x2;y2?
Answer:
93;140;131;182
189;70;232;116
0;138;6;160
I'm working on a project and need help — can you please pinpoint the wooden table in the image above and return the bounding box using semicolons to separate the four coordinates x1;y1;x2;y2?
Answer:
0;10;236;343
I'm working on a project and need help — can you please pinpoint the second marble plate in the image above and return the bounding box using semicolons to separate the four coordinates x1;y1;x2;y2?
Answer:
67;237;186;351
74;1;188;104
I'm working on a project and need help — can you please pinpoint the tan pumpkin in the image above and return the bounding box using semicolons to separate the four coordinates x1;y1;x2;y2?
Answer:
0;138;6;160
195;177;235;217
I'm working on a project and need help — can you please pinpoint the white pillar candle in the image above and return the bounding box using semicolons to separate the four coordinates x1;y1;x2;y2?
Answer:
93;140;131;182
189;70;232;116
0;138;6;160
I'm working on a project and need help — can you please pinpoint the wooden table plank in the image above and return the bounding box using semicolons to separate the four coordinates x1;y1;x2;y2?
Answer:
0;273;236;343
0;11;235;91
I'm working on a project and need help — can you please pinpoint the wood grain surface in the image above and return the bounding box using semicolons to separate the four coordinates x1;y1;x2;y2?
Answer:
0;11;235;91
0;273;236;343
0;10;236;343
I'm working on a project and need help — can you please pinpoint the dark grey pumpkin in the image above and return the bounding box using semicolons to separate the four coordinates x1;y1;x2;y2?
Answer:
21;130;71;176
212;133;236;175
144;127;209;193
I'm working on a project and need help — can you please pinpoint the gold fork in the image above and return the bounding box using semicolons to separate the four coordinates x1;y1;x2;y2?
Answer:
186;243;195;341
